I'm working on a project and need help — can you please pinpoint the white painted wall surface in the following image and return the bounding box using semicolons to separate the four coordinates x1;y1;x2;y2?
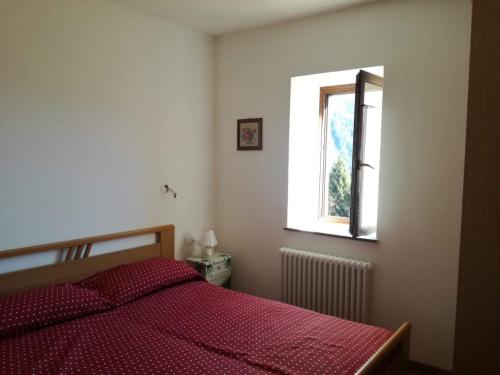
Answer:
0;0;215;268
215;0;471;369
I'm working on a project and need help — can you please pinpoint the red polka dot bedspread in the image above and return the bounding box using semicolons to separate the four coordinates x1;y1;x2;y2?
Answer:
0;264;392;374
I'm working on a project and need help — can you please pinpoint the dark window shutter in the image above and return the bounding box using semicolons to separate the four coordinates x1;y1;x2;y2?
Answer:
350;70;384;237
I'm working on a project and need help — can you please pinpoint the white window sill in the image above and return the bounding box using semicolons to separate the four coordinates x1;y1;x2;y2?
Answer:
283;223;378;243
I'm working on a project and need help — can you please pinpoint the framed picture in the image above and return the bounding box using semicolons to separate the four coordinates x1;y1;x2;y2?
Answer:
237;118;263;150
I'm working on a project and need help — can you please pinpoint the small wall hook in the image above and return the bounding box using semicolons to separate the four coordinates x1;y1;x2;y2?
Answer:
163;184;177;198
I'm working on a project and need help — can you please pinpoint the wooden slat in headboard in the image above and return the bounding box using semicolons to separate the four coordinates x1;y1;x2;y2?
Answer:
0;225;175;297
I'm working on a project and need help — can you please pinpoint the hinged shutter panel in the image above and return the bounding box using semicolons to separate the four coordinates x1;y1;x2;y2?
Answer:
350;70;384;237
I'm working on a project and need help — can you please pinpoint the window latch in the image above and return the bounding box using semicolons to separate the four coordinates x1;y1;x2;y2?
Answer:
358;161;375;170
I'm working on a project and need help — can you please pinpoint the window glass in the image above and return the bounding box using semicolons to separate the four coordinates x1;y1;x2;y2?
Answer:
325;93;355;219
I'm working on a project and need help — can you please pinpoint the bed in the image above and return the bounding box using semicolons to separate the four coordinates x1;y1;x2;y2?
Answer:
0;225;410;374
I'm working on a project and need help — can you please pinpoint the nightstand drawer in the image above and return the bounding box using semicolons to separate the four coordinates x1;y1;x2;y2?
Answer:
206;269;231;286
186;253;232;289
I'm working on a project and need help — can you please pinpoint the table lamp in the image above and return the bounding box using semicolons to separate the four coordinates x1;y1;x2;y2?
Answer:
198;229;217;258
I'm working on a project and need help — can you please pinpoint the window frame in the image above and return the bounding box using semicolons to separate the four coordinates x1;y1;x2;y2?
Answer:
318;83;356;225
285;66;384;242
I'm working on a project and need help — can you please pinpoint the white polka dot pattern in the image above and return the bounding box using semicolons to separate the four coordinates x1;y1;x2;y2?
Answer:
0;280;392;374
77;257;203;306
0;284;110;338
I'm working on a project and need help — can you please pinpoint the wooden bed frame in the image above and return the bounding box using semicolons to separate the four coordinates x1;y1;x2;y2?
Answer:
0;225;410;374
0;225;174;297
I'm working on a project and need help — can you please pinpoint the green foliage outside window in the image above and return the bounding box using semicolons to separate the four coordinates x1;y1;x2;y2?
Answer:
328;158;351;217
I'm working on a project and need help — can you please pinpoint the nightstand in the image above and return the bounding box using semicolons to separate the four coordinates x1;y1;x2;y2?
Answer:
186;253;231;289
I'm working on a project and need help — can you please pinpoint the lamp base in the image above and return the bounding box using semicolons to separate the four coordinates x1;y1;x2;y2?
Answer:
202;247;214;258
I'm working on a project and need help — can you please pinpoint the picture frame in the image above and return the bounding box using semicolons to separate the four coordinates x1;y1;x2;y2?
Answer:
237;118;263;150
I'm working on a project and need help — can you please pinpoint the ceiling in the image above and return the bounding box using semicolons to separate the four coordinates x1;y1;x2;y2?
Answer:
111;0;383;36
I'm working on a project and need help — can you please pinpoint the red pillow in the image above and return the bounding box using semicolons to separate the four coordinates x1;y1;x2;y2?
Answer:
77;257;203;306
0;284;110;337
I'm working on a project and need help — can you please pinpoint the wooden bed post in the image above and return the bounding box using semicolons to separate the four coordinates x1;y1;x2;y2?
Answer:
400;323;411;373
158;225;175;259
356;321;411;374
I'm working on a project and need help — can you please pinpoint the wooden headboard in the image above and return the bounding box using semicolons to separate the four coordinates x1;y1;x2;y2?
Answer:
0;225;175;297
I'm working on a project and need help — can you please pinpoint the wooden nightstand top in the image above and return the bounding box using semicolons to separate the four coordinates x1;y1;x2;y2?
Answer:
185;252;231;266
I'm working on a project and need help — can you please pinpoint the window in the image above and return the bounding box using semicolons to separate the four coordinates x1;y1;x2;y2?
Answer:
286;67;384;240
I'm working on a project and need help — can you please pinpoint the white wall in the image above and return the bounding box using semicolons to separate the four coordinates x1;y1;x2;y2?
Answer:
0;0;215;269
215;0;471;370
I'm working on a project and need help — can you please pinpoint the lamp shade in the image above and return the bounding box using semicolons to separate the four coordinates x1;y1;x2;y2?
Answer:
198;229;217;248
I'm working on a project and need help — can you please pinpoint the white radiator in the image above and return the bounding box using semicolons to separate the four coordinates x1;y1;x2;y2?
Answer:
280;247;372;323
